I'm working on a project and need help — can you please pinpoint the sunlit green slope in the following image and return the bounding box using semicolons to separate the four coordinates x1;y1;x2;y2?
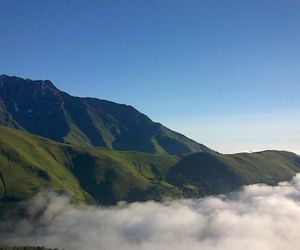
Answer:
0;125;180;207
1;125;300;209
0;125;92;203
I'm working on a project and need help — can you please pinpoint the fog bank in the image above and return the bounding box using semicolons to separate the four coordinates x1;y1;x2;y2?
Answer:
2;175;300;250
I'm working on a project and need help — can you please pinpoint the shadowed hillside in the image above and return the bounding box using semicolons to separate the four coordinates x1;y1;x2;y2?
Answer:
167;151;300;197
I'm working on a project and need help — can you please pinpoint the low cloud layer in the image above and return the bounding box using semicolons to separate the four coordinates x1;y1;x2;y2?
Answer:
3;175;300;250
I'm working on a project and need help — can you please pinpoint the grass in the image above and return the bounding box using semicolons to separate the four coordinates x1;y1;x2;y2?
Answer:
1;125;300;210
0;125;92;203
0;125;180;207
167;151;300;197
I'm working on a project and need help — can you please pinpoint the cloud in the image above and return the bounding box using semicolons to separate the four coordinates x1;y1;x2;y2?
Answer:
2;175;300;250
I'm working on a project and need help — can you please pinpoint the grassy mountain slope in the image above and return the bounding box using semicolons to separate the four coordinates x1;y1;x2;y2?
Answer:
167;151;300;197
70;147;180;204
1;126;300;210
0;126;92;204
0;126;180;208
0;75;212;155
0;98;22;130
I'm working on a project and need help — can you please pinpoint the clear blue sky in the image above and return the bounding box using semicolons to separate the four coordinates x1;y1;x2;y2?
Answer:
0;0;299;153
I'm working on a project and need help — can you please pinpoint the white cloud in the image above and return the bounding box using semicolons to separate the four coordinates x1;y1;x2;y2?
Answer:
3;175;300;250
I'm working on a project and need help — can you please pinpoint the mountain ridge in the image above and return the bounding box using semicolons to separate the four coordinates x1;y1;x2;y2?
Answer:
1;74;300;213
0;74;212;155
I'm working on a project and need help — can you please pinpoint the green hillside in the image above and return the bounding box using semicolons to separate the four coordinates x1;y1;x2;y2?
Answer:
167;151;300;197
1;125;300;212
0;126;92;204
0;75;212;155
0;125;180;209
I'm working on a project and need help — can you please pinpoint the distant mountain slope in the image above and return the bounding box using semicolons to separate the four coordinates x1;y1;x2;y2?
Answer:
167;151;300;197
0;74;212;155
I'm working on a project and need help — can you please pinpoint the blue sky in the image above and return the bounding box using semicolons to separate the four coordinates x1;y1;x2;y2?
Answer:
0;0;299;153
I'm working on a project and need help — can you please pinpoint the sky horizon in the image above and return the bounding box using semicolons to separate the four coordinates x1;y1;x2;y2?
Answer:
1;0;299;154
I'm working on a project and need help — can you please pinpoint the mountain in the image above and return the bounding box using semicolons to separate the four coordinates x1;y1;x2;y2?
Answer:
0;125;180;210
1;74;300;215
1;125;300;212
0;74;212;155
167;151;300;197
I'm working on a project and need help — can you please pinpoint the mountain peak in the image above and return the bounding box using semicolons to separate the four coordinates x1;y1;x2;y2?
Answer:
0;74;59;92
0;74;213;155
